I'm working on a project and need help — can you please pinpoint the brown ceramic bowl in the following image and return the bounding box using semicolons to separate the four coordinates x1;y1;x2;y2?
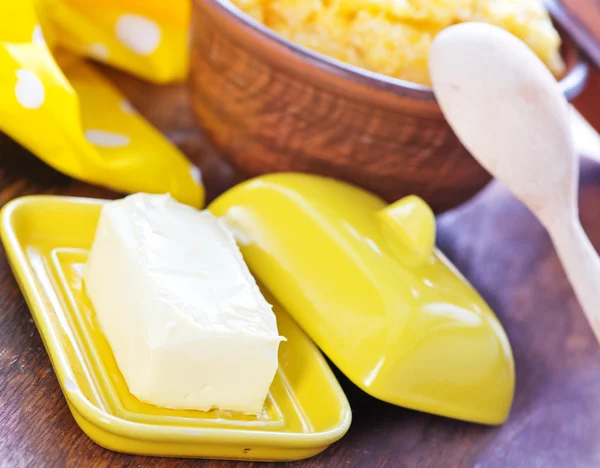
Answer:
189;0;588;212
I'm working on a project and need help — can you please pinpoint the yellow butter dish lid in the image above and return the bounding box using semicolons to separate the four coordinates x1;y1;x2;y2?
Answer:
0;196;351;462
209;173;515;425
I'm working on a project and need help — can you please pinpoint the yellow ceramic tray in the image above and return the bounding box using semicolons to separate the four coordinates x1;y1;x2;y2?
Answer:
0;195;351;461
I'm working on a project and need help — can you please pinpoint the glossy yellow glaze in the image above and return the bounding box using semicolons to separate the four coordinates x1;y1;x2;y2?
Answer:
0;195;351;461
210;173;515;425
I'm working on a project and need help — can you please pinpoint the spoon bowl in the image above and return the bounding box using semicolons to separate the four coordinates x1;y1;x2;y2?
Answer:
430;23;577;227
430;22;600;344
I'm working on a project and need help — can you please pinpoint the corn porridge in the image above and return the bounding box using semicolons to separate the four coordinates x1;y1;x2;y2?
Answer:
232;0;565;86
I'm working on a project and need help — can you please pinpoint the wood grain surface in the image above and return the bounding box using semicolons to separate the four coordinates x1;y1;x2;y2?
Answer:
547;0;600;70
561;0;600;36
1;66;600;467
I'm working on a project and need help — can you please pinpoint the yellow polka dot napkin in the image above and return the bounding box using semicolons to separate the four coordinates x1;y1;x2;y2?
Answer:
0;0;203;207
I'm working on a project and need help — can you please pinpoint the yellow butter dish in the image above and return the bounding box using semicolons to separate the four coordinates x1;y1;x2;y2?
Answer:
210;173;515;425
0;196;351;461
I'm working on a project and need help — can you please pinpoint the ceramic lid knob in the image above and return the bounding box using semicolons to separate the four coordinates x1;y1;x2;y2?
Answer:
376;195;435;266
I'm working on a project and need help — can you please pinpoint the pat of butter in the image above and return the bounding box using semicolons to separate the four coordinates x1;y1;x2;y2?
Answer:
84;193;284;413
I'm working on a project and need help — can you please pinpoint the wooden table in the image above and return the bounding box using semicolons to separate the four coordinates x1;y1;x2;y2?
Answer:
2;64;600;467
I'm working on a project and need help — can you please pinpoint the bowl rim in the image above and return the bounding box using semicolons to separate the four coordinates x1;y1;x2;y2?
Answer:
193;0;589;102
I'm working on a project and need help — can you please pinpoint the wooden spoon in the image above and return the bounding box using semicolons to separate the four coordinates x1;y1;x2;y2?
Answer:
429;22;600;343
571;107;600;163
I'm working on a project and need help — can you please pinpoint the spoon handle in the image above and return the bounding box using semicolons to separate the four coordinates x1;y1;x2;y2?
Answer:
551;218;600;343
570;106;600;163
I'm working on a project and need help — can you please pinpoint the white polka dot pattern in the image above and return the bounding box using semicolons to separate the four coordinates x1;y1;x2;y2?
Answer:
120;99;135;114
15;69;45;109
32;25;45;44
190;166;202;184
88;43;109;60
85;130;131;148
115;14;161;56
